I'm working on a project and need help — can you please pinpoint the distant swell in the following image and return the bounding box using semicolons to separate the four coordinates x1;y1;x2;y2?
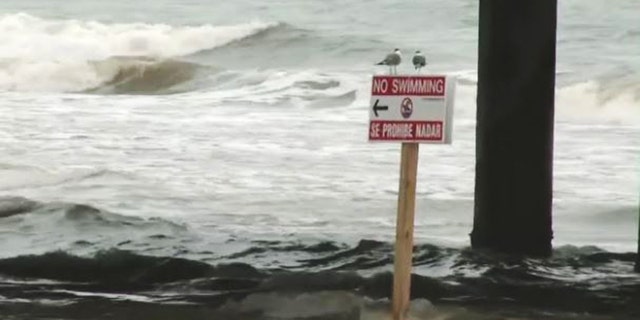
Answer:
191;22;305;55
0;196;39;218
0;196;186;231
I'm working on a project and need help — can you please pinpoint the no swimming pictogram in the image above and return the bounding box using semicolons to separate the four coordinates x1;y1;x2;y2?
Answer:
400;97;413;119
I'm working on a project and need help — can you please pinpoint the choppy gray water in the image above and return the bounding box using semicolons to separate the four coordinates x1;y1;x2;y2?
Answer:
0;0;638;319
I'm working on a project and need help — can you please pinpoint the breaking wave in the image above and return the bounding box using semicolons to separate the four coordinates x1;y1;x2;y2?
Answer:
449;76;640;124
83;56;208;94
0;13;278;59
556;79;640;124
0;13;279;92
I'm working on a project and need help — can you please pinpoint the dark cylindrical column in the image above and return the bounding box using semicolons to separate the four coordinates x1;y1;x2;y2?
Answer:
471;0;557;256
636;200;640;272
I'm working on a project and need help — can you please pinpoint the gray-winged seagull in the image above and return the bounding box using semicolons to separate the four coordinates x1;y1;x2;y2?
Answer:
376;48;401;74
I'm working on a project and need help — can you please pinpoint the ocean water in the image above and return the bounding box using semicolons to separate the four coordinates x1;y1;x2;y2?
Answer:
0;0;638;319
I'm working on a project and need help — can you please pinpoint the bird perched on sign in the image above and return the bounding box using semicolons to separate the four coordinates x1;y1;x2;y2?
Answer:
412;50;426;72
376;48;401;75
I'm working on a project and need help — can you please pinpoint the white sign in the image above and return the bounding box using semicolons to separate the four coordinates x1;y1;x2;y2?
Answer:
368;75;455;143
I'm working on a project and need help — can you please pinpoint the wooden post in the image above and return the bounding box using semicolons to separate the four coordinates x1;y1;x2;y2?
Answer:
392;142;419;320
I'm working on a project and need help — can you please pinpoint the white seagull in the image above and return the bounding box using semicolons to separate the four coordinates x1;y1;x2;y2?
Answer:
376;48;401;74
412;50;426;72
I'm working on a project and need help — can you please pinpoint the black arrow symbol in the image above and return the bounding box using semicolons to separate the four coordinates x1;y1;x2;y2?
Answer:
372;99;388;117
